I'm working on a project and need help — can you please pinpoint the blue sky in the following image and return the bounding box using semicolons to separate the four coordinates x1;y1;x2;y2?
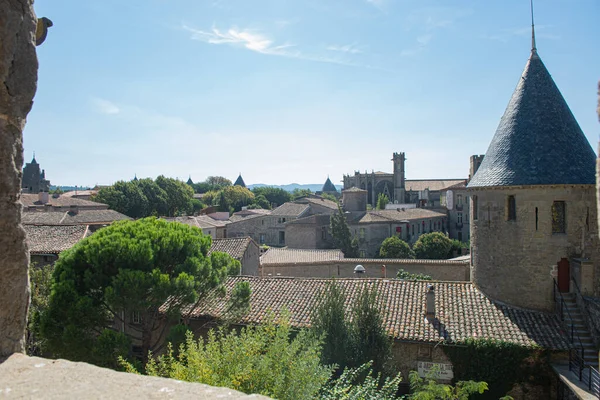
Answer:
28;0;599;187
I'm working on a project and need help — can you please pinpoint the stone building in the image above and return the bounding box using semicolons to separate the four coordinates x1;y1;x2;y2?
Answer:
25;224;89;267
439;180;470;242
343;152;464;207
165;215;228;239
468;38;600;313
21;155;50;193
208;237;260;276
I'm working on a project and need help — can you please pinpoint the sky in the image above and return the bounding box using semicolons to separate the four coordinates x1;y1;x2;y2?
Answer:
27;0;600;187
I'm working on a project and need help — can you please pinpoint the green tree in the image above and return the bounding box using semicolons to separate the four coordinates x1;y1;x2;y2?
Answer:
94;180;149;218
319;362;403;400
413;232;453;260
379;236;414;259
192;176;233;193
27;263;53;356
123;315;332;400
38;218;241;367
321;193;339;203
291;188;313;200
349;284;392;374
311;280;350;373
249;194;270;209
408;369;488;399
448;239;469;258
135;178;169;216
155;175;194;216
251;186;291;208
330;205;359;258
396;269;432;281
376;193;389;210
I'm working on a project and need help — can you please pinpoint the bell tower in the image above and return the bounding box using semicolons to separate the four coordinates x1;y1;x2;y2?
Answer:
392;152;406;203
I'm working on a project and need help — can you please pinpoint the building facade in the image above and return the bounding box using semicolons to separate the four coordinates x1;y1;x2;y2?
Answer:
21;155;50;193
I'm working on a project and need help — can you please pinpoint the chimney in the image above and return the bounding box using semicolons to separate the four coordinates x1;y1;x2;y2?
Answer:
426;284;435;318
38;191;49;204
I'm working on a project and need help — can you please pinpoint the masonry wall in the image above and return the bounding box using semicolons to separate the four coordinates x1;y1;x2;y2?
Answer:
470;185;599;312
391;341;453;384
240;243;260;276
260;259;469;281
227;215;287;246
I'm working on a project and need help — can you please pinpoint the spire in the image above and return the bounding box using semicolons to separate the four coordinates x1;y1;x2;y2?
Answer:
234;174;246;188
31;151;37;164
186;175;193;185
133;174;138;182
530;0;537;53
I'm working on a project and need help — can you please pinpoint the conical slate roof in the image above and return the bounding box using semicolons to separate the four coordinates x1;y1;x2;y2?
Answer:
468;50;596;188
234;174;246;187
186;176;193;185
321;177;338;193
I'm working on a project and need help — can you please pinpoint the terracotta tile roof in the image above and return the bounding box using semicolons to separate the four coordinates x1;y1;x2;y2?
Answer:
165;215;228;229
404;180;466;192
261;248;344;265
271;202;310;217
208;237;255;260
188;277;569;350
25;225;88;254
355;209;446;224
21;193;108;208
22;210;131;225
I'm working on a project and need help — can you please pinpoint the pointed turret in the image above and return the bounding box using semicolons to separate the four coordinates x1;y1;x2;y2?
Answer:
468;50;595;188
186;176;193;185
234;174;246;188
321;176;338;193
133;174;138;182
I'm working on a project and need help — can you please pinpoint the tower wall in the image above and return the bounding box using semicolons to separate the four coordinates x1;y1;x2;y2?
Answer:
469;185;599;311
342;190;367;212
469;155;484;182
393;152;406;203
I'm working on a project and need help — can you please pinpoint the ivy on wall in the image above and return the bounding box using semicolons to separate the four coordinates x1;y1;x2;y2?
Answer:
443;339;554;399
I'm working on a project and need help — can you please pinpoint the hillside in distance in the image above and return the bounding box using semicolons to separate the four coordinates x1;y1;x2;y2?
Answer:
248;183;343;193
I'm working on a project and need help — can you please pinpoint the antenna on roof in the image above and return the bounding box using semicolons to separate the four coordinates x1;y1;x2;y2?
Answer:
530;0;537;53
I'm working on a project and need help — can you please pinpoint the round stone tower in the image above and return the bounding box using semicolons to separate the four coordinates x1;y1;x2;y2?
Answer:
342;187;368;212
467;46;598;312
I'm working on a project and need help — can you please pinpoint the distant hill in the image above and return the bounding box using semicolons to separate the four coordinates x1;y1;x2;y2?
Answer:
248;183;343;193
50;185;92;192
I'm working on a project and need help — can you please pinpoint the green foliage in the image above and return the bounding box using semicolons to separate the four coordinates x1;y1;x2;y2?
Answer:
413;232;453;260
396;269;432;281
192;176;233;193
408;369;488;399
251;186;291;208
330;204;359;258
125;315;332;400
379;236;414;259
376;193;390;210
249;194;271;209
93;176;195;218
349;284;392;374
38;218;241;366
321;193;339;203
27;263;53;356
49;187;64;195
165;324;191;355
291;188;313;200
311;280;350;372
448;239;469;258
203;185;255;213
443;339;549;399
319;361;403;400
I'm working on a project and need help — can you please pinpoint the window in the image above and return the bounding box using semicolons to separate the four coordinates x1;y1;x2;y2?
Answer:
396;226;402;234
359;228;365;239
552;201;566;233
412;225;415;235
279;231;285;245
359;250;366;258
472;195;478;220
535;207;538;231
457;212;463;224
429;220;432;231
259;234;265;244
282;218;286;223
132;311;142;324
507;195;516;221
458;231;463;242
457;194;463;205
321;227;327;240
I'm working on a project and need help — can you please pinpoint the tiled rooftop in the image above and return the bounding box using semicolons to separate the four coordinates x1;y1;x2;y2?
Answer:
188;277;569;350
208;237;255;260
355;208;446;224
22;210;131;225
21;193;108;208
296;197;339;210
261;248;344;265
25;225;88;254
271;202;310;217
468;51;596;188
404;180;466;192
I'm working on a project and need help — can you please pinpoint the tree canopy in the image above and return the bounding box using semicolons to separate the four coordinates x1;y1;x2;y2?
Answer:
413;232;453;260
191;176;232;194
251;186;291;208
93;176;195;218
330;205;359;258
291;188;313;200
38;218;241;367
379;236;414;259
202;185;255;213
376;193;389;210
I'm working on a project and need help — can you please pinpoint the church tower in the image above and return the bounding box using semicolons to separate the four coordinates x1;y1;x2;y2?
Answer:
467;25;598;311
392;152;406;203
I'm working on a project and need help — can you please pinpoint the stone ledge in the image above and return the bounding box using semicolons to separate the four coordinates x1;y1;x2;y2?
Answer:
0;353;270;399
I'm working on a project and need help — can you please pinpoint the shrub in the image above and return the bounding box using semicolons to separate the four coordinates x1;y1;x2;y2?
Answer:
413;232;453;259
380;236;414;259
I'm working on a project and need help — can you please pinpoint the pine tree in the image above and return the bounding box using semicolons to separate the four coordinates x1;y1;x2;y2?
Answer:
330;204;359;257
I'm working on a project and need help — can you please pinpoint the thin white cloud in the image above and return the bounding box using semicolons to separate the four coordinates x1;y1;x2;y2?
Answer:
182;24;376;68
416;33;433;46
91;97;120;115
326;44;363;54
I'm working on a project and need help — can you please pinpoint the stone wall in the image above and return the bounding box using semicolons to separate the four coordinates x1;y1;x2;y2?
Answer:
227;215;285;247
469;185;599;312
240;242;260;276
391;341;453;384
260;258;469;280
0;0;38;357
